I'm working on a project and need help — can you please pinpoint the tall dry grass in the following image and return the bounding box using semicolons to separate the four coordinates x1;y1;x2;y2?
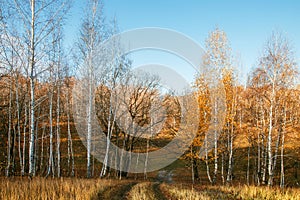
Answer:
127;182;156;200
161;183;211;200
162;183;300;200
235;185;300;200
0;177;115;200
1;177;299;200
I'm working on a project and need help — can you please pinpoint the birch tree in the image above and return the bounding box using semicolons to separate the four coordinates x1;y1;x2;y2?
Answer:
202;28;231;184
76;0;107;178
258;32;297;186
222;68;237;183
192;75;211;182
76;0;129;178
65;75;75;176
0;3;33;175
11;0;69;177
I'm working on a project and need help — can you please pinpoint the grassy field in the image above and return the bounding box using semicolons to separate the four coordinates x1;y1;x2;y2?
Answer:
0;177;299;200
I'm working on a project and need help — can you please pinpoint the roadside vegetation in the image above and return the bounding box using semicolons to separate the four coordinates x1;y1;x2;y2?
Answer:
1;178;299;200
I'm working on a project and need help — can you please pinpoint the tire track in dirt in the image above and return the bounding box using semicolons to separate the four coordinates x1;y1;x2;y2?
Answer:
120;181;169;200
93;182;137;200
152;182;168;200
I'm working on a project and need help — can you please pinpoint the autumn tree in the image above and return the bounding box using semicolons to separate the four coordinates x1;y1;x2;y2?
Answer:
9;0;69;177
200;28;230;184
254;32;298;186
75;0;106;178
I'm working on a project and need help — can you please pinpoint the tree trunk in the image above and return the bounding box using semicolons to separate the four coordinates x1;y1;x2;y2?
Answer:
86;75;92;178
212;102;218;184
205;135;212;183
267;82;275;186
67;84;74;176
46;79;55;177
261;103;267;184
221;152;225;184
257;103;261;185
21;98;28;176
40;123;45;173
5;75;12;177
280;106;286;188
56;80;61;177
67;107;75;176
144;118;153;180
101;91;117;177
33;106;40;175
15;77;23;175
247;135;250;186
28;0;36;177
227;128;233;182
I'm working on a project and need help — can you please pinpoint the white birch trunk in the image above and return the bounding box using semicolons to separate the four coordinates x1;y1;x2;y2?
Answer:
66;81;75;176
267;81;275;186
221;153;225;184
67;106;75;176
28;0;36;177
40;123;45;172
213;101;218;184
56;79;61;177
5;75;12;177
205;135;212;183
33;106;40;176
46;78;55;177
21;98;28;176
86;73;93;178
280;106;286;188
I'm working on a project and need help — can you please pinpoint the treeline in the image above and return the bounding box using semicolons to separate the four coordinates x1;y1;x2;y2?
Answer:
0;0;177;180
188;29;300;187
0;0;299;188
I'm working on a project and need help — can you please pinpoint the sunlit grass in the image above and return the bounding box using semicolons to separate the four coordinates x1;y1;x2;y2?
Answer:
161;183;211;200
236;185;300;200
0;177;115;200
127;182;156;200
1;177;299;200
162;183;300;200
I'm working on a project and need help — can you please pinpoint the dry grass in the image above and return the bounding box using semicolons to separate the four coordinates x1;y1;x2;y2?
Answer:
161;183;211;200
1;177;299;200
162;183;300;200
127;182;156;200
234;185;300;200
0;177;116;200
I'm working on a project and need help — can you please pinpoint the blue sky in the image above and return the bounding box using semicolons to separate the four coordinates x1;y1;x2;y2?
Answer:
64;0;300;84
